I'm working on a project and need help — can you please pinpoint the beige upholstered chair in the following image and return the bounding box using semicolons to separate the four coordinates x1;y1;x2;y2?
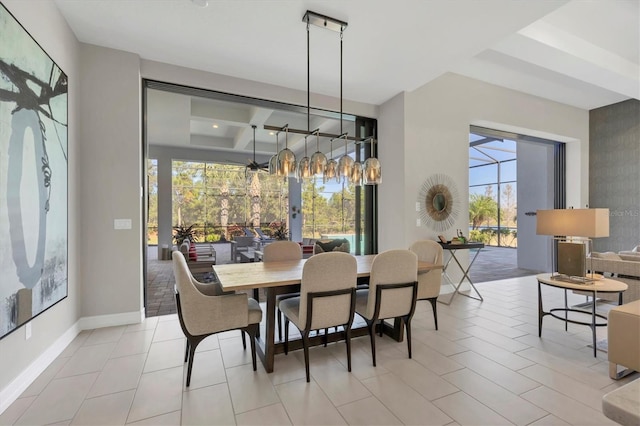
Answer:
355;250;418;366
263;241;303;341
409;240;443;330
172;251;262;386
278;252;357;382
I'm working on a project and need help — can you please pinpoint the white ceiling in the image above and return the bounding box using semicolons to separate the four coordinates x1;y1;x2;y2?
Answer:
54;0;639;157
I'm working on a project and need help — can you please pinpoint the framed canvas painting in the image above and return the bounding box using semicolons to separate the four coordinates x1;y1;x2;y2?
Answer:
0;3;68;339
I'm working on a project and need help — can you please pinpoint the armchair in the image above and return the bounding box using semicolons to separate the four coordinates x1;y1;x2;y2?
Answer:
172;251;262;386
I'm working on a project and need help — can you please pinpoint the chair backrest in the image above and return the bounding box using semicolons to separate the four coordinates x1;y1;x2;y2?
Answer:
409;240;443;299
366;250;418;319
299;252;357;329
263;241;302;262
313;238;351;254
244;227;255;237
173;251;249;336
172;250;204;334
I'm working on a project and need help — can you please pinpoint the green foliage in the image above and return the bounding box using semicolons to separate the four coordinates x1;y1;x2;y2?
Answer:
173;224;198;245
469;194;498;229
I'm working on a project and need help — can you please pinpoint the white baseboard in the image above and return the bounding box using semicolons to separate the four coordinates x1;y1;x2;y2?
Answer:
0;309;144;414
79;309;145;330
0;321;80;414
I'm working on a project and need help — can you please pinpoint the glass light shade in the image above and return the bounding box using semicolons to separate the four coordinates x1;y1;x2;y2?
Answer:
310;151;328;175
297;156;311;180
350;161;363;186
338;155;355;181
363;157;381;185
268;154;278;175
324;159;338;183
277;148;296;177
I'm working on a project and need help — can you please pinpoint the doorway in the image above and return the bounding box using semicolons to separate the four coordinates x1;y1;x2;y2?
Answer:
468;126;565;278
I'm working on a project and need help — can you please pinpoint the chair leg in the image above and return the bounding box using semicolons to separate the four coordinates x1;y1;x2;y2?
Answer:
302;331;311;383
186;339;198;387
379;319;384;337
428;297;438;330
184;340;190;363
284;318;290;355
241;329;247;350
277;308;283;342
345;323;352;372
246;324;258;371
367;320;377;367
404;316;413;359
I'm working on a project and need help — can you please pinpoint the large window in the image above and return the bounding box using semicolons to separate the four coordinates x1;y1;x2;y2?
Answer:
171;161;288;241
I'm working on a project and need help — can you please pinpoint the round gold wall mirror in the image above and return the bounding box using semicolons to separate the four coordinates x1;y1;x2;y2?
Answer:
432;193;446;212
418;174;460;231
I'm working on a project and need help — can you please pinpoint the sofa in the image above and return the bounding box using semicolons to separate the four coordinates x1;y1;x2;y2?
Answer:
587;251;640;303
607;299;640;379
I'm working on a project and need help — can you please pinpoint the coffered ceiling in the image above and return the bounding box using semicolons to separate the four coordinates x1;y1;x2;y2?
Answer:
54;0;639;157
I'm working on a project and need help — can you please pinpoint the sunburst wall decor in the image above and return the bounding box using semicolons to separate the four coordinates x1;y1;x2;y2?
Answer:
418;174;460;232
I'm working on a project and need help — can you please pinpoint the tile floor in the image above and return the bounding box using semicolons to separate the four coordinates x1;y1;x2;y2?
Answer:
1;276;637;425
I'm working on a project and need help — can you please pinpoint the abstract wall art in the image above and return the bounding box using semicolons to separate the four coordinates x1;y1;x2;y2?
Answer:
0;3;68;339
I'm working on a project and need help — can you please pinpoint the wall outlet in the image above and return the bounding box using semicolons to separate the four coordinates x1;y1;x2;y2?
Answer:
416;202;421;212
416;218;421;227
25;323;31;340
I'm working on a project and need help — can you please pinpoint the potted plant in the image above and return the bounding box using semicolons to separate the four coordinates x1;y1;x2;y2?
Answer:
173;224;198;245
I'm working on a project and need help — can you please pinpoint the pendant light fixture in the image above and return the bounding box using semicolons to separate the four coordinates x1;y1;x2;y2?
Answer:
269;132;279;175
266;11;381;185
324;138;338;183
363;137;382;185
277;125;296;177
297;136;312;181
336;27;354;182
350;158;363;186
310;129;327;175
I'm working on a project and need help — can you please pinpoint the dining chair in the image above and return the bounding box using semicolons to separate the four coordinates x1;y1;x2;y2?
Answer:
262;241;303;341
355;249;418;366
172;251;263;386
409;240;443;330
278;252;357;382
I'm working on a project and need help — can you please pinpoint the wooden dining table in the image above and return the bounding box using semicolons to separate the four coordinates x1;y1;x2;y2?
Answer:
214;254;441;373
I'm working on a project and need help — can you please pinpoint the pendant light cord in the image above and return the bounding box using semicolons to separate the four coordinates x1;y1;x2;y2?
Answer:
307;18;311;133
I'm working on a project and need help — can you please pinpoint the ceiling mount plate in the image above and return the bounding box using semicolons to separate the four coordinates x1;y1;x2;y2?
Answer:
303;10;348;32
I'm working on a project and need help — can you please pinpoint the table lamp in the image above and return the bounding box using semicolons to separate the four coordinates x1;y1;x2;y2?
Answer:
536;208;610;281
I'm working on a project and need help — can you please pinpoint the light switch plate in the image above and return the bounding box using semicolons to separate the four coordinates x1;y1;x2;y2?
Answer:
416;202;421;212
114;219;132;230
416;218;421;227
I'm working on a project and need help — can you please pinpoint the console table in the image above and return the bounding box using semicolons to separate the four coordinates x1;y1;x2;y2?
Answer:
437;241;484;305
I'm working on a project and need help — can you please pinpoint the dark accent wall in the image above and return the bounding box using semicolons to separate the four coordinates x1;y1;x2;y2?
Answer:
590;99;640;252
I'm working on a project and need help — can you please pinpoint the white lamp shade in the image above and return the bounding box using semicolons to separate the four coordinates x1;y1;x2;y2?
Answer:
536;208;609;238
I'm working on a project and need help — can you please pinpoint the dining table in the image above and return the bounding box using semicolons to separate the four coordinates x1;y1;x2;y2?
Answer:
214;254;442;373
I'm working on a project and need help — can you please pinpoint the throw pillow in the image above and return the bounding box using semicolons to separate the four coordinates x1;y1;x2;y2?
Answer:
315;239;349;253
592;251;622;261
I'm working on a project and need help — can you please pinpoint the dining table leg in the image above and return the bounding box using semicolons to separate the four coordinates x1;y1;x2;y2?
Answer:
263;287;276;373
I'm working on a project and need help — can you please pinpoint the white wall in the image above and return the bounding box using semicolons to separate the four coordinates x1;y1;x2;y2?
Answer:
1;0;81;403
379;73;589;253
78;44;144;318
